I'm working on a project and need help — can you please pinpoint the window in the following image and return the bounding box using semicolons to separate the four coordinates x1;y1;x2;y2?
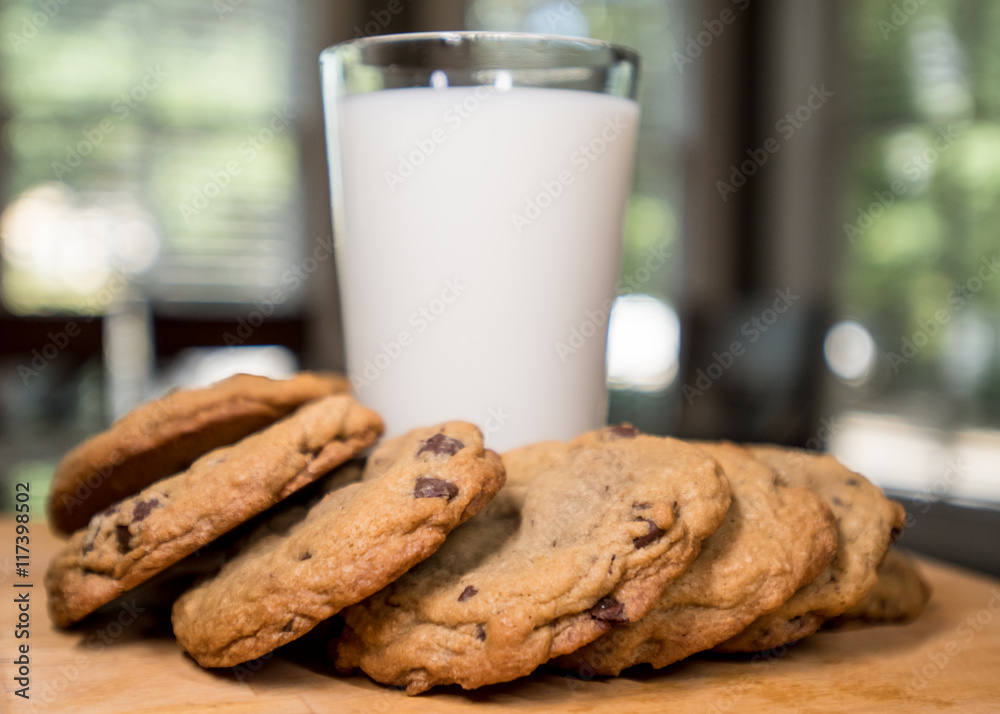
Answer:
0;0;302;314
0;0;314;505
828;0;1000;506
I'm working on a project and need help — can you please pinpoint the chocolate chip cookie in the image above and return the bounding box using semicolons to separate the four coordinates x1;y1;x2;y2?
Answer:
833;548;931;624
715;446;906;652
335;426;731;694
556;441;838;674
45;394;381;627
171;422;505;668
49;371;349;534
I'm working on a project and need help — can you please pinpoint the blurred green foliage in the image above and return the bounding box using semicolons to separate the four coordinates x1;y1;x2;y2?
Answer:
0;0;298;312
842;0;1000;418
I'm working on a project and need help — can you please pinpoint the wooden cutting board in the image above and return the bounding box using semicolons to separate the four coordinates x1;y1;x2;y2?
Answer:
3;517;999;713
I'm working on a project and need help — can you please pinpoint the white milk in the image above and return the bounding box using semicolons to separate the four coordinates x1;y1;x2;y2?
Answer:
328;85;639;451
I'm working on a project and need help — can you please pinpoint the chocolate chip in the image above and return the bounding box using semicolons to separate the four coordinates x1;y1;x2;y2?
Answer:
590;597;627;623
458;585;478;602
846;478;860;487
605;424;639;439
82;537;95;555
632;518;664;549
890;526;902;543
608;554;616;575
116;525;131;553
417;433;465;457
632;502;651;511
475;624;486;641
133;498;161;522
414;477;459;501
831;496;845;508
299;552;312;561
101;504;119;517
281;619;294;633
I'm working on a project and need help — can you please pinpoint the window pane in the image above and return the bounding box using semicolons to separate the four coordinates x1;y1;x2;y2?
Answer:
830;0;1000;504
0;0;301;314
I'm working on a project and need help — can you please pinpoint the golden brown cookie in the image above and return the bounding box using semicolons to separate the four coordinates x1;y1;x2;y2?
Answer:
556;441;838;674
335;425;731;694
48;372;349;534
171;423;505;667
832;548;931;624
715;446;906;652
45;395;381;627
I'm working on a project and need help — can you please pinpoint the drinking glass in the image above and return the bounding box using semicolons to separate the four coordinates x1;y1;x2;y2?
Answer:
321;31;640;451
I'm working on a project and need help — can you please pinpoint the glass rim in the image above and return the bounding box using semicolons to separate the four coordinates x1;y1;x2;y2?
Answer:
319;30;640;68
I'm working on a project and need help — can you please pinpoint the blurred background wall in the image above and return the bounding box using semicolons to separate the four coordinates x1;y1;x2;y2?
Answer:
0;0;998;573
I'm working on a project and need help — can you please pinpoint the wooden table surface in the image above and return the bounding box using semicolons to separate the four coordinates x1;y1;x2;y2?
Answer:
2;516;999;713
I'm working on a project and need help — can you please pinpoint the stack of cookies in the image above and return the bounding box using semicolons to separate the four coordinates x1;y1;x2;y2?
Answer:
44;373;929;696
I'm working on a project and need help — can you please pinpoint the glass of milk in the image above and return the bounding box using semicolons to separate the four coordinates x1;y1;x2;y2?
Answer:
320;32;640;451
